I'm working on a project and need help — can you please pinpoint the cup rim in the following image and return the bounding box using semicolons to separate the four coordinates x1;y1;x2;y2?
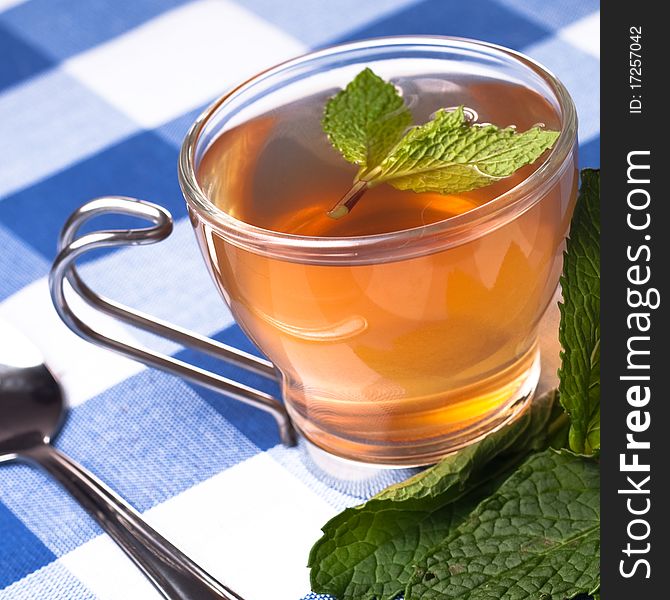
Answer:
178;35;577;265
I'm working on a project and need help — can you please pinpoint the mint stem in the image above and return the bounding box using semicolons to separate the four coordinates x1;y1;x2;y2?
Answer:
327;179;369;219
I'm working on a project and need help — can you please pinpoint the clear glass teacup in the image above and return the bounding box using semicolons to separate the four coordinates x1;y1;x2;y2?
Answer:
50;37;578;466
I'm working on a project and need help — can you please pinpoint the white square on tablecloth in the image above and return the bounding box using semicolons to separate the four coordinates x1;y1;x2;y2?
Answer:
559;11;600;59
0;278;144;407
0;0;28;13
63;0;305;129
61;452;335;600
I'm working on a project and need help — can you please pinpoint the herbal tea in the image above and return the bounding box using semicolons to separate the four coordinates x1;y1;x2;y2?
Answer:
195;74;577;463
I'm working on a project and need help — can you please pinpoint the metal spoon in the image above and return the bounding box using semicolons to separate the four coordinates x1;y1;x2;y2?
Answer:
0;319;244;600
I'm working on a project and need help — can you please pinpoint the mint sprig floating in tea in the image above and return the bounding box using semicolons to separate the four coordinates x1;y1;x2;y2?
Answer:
308;171;601;600
322;68;560;218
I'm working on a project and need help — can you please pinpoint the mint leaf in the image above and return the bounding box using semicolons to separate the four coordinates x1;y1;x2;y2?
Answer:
308;391;563;600
322;70;560;217
371;106;559;193
558;169;600;455
406;450;600;600
322;68;411;175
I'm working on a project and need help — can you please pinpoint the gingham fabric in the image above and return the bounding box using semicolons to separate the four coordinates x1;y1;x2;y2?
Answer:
0;1;599;598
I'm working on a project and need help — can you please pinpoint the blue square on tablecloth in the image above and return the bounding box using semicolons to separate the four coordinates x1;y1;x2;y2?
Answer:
0;0;190;61
0;24;53;92
580;136;600;169
155;104;209;148
333;0;550;50
495;0;599;29
0;502;55;588
0;223;49;301
53;370;260;515
177;324;283;451
0;132;184;262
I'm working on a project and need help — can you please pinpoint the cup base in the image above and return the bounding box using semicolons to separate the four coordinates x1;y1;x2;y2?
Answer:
290;350;541;468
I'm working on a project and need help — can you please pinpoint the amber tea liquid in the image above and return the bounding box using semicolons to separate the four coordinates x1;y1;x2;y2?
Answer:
195;74;577;464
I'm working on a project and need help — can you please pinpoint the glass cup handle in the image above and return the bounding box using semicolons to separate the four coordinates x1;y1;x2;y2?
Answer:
48;196;297;447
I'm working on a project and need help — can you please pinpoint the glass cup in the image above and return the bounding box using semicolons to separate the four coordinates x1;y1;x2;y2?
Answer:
51;37;578;466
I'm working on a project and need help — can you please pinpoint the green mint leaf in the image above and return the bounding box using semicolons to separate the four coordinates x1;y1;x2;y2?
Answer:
558;169;601;455
371;106;560;193
406;450;600;600
322;67;411;175
322;71;559;218
546;391;571;450
308;391;562;600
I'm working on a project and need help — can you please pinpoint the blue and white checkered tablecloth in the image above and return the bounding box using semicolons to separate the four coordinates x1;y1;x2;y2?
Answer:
0;1;599;598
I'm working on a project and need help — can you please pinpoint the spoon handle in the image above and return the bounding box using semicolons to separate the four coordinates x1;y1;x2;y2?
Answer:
22;443;245;600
